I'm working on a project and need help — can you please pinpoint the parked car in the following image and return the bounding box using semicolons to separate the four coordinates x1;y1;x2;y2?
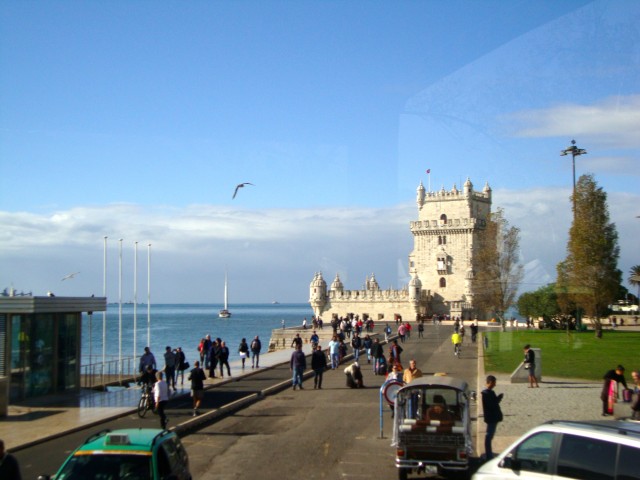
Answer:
473;420;640;480
38;428;191;480
392;375;474;479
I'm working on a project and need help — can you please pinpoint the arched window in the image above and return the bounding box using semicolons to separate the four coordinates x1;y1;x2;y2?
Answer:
442;235;447;245
439;277;446;288
440;214;448;225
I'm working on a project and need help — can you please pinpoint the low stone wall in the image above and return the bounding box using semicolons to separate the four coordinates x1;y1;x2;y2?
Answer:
268;327;336;352
268;326;384;352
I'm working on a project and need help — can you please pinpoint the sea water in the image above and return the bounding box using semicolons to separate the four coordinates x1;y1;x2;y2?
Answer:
81;303;313;372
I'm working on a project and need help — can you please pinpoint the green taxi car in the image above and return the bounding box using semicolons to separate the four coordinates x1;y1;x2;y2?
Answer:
40;428;191;480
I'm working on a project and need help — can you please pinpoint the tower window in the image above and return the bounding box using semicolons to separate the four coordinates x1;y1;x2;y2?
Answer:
439;277;446;288
440;214;448;225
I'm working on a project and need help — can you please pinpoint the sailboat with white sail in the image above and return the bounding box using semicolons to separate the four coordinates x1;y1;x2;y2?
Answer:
219;271;231;318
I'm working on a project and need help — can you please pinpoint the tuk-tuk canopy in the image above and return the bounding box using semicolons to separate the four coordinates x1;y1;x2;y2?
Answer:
397;375;468;394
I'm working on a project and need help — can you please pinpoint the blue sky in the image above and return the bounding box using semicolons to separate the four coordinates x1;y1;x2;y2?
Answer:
1;0;638;304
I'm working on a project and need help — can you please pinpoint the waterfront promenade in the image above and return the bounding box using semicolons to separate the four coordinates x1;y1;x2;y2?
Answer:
2;324;627;477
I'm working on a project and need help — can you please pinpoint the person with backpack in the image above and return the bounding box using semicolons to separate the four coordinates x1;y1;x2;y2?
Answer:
250;335;262;368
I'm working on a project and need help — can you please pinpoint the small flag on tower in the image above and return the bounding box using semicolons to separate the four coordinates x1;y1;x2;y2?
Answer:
426;169;431;174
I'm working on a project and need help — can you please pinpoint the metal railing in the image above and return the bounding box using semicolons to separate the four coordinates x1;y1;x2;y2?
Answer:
80;356;138;389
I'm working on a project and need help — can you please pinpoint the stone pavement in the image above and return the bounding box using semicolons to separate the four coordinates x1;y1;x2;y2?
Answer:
1;324;628;461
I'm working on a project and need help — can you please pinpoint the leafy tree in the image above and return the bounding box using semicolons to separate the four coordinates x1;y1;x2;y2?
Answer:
473;208;523;330
630;265;640;305
556;174;622;336
517;283;560;324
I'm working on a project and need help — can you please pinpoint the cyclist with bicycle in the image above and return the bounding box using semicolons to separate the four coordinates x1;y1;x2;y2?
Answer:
451;331;462;357
139;365;157;410
137;366;157;417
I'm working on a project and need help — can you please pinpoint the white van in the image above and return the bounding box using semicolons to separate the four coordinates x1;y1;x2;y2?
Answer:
473;420;640;480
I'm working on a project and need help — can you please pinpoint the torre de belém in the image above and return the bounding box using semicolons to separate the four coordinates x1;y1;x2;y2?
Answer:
309;178;492;322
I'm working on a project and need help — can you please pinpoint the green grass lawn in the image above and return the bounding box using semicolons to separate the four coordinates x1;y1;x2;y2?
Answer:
482;329;640;381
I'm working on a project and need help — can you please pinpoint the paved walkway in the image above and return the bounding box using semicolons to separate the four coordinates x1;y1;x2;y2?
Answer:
2;325;630;459
1;347;298;451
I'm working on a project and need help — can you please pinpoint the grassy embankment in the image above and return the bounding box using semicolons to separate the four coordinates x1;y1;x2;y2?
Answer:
482;330;640;381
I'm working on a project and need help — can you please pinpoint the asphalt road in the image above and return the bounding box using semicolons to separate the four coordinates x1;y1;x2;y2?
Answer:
16;324;478;479
182;325;479;480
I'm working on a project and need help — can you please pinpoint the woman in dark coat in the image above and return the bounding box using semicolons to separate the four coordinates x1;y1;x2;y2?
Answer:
523;344;539;388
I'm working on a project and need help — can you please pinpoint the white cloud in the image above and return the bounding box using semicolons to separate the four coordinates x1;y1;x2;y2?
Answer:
2;188;637;303
508;95;640;149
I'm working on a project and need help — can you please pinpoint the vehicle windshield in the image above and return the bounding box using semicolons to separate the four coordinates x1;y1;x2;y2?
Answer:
56;453;151;480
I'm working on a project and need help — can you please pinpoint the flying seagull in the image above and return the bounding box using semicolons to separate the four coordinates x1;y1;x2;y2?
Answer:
61;271;80;281
232;182;255;199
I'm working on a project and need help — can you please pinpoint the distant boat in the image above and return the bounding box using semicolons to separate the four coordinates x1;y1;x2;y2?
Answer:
219;271;231;318
272;301;280;305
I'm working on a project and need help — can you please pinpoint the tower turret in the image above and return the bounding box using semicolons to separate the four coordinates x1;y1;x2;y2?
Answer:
409;274;422;303
463;177;473;196
330;273;344;293
416;181;426;208
309;272;327;317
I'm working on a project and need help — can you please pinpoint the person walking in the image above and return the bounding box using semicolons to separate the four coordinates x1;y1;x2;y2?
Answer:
523;344;539;388
417;321;424;338
290;333;303;349
218;340;231;377
371;338;385;374
290;343;306;390
470;321;478;343
188;360;207;416
153;371;170;429
0;439;22;480
397;323;406;343
390;339;403;367
601;365;628;416
402;359;423;384
238;338;249;369
138;346;156;374
351;332;362;362
175;347;187;385
481;375;504;460
250;335;262;368
363;335;373;364
164;346;177;392
384;323;392;342
311;344;327;389
328;334;340;369
451;331;462;356
208;339;220;378
631;370;640;420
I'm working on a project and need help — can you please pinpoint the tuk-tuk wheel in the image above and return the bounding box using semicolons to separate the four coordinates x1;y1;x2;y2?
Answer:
398;469;408;480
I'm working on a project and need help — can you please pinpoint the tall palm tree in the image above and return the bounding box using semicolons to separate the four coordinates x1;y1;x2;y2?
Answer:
630;265;640;304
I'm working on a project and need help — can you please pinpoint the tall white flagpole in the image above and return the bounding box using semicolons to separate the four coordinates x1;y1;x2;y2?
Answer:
102;236;108;374
133;241;138;373
147;243;151;348
118;238;123;381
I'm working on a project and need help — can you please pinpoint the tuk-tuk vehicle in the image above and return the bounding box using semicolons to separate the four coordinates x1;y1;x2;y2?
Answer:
392;376;474;479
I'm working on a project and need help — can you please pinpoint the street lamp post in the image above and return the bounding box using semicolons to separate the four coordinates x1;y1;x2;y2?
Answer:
560;139;587;213
560;140;587;330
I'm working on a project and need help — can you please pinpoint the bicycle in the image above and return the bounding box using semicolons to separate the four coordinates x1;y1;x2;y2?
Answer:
137;384;155;418
453;343;461;358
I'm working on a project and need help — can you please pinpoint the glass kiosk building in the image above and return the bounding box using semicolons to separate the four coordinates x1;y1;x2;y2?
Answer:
0;295;106;416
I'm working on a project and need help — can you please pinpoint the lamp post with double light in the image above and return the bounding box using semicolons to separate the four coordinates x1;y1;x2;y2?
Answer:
560;139;587;213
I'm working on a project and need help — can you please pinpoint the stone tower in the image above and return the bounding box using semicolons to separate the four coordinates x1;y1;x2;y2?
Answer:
409;178;491;318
